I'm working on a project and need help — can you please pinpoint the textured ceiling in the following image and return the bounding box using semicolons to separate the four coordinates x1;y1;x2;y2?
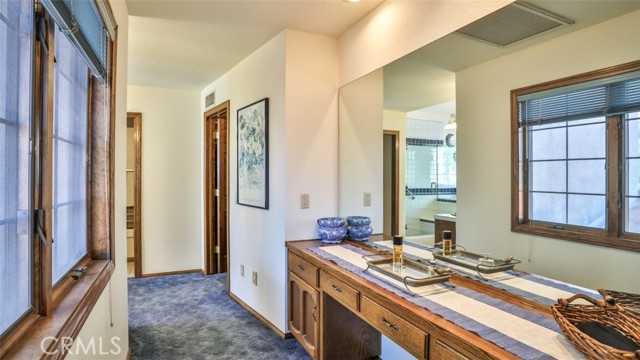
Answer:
127;0;384;90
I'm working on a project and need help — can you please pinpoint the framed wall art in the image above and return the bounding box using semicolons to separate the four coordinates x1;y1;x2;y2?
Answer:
237;98;269;209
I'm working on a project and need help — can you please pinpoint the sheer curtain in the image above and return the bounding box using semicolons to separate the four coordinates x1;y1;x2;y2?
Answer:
0;0;33;334
51;27;89;284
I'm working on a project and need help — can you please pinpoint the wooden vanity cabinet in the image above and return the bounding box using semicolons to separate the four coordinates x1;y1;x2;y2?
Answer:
288;252;320;358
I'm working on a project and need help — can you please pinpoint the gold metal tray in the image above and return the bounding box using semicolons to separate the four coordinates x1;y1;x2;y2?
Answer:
363;255;455;296
433;249;521;280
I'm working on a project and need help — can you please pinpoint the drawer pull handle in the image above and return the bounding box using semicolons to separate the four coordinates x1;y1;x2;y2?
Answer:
297;264;305;271
381;316;399;331
312;304;317;322
331;284;343;293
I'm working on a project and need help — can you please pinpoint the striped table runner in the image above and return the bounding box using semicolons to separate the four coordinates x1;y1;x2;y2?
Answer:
371;240;600;307
311;244;585;360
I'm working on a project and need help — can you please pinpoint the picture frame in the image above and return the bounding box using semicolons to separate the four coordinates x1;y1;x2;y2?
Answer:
237;98;269;209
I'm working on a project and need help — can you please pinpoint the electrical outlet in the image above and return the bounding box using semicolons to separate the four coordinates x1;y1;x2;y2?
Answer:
252;271;258;286
240;265;244;277
363;192;372;206
300;194;310;209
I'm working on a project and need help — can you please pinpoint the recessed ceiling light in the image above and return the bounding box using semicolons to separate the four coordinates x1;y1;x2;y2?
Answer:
344;0;362;3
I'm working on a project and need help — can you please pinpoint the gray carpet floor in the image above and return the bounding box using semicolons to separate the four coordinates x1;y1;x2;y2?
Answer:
128;272;311;360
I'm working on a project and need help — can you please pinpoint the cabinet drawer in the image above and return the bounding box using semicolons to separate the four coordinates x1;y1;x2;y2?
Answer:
288;252;318;287
430;339;471;360
361;296;427;359
320;271;359;311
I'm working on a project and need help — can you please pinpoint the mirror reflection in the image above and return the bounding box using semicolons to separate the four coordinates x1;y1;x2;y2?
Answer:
339;0;640;245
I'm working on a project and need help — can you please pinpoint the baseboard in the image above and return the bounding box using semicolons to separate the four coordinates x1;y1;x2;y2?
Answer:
127;257;134;263
228;291;291;339
141;269;202;278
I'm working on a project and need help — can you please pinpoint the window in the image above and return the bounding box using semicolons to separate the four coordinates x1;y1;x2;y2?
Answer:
52;26;90;284
0;0;34;336
0;0;117;357
512;61;640;252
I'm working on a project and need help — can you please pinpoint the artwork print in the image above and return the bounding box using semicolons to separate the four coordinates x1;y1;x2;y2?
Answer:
237;98;269;209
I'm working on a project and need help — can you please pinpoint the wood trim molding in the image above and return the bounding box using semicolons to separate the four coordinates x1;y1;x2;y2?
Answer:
2;261;113;360
383;130;400;236
140;269;202;278
127;112;142;278
228;291;291;339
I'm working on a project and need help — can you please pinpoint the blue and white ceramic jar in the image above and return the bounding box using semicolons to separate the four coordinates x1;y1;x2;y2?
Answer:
346;216;372;241
317;217;347;244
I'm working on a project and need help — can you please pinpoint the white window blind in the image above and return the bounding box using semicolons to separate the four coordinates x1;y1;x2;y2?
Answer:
41;0;109;83
51;26;89;284
0;0;33;335
518;71;640;126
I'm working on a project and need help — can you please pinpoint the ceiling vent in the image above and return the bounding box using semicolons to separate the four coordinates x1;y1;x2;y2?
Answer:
205;91;216;108
455;2;574;47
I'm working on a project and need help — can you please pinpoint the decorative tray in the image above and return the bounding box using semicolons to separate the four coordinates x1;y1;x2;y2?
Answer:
363;255;455;296
432;249;521;280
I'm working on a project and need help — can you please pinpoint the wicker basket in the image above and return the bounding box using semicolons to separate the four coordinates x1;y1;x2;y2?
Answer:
599;288;640;316
551;293;640;360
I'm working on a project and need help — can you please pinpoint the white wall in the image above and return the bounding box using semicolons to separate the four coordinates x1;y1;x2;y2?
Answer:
338;69;384;231
67;0;130;358
201;31;287;330
457;10;640;293
284;31;340;240
200;30;340;332
338;0;513;86
127;85;202;274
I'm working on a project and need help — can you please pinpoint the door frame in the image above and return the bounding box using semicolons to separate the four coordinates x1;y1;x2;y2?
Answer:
203;100;230;278
383;130;400;236
127;112;143;278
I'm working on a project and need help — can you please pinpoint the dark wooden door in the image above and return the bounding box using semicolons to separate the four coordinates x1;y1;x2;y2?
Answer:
204;101;229;274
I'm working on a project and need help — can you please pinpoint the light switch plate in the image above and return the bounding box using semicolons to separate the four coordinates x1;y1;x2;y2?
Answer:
252;271;258;286
240;265;244;277
300;194;310;209
363;192;372;206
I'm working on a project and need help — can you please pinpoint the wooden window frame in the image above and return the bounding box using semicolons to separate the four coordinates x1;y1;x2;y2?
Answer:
511;60;640;253
0;1;118;359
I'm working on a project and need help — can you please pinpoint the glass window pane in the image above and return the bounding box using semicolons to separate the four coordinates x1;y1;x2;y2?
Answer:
568;195;606;229
1;0;33;335
625;114;639;234
568;122;606;159
530;161;566;192
52;27;89;284
568;160;606;194
530;193;566;224
530;127;566;160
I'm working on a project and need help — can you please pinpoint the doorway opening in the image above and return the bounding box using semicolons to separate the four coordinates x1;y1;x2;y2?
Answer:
204;101;230;277
126;112;142;278
383;130;400;237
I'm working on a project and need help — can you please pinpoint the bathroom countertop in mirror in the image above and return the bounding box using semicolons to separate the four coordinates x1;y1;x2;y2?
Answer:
434;213;456;222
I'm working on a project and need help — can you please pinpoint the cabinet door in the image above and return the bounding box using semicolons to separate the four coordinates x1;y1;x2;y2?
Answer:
289;272;319;358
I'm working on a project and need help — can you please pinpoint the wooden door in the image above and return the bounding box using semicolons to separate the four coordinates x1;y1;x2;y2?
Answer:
204;101;229;275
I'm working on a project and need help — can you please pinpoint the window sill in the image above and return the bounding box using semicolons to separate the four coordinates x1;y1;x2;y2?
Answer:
1;260;113;360
512;223;640;253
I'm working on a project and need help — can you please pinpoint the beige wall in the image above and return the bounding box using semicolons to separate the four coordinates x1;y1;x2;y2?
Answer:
338;69;384;230
127;85;202;274
457;10;640;293
67;0;130;358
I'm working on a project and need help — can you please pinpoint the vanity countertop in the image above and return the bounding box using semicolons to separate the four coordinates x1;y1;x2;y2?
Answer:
434;213;456;222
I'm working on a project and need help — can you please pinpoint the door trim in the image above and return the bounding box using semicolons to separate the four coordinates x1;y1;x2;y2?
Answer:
127;112;143;278
203;100;230;279
384;130;400;236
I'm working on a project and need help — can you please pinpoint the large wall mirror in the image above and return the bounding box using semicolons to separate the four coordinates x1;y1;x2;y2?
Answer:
338;0;640;246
